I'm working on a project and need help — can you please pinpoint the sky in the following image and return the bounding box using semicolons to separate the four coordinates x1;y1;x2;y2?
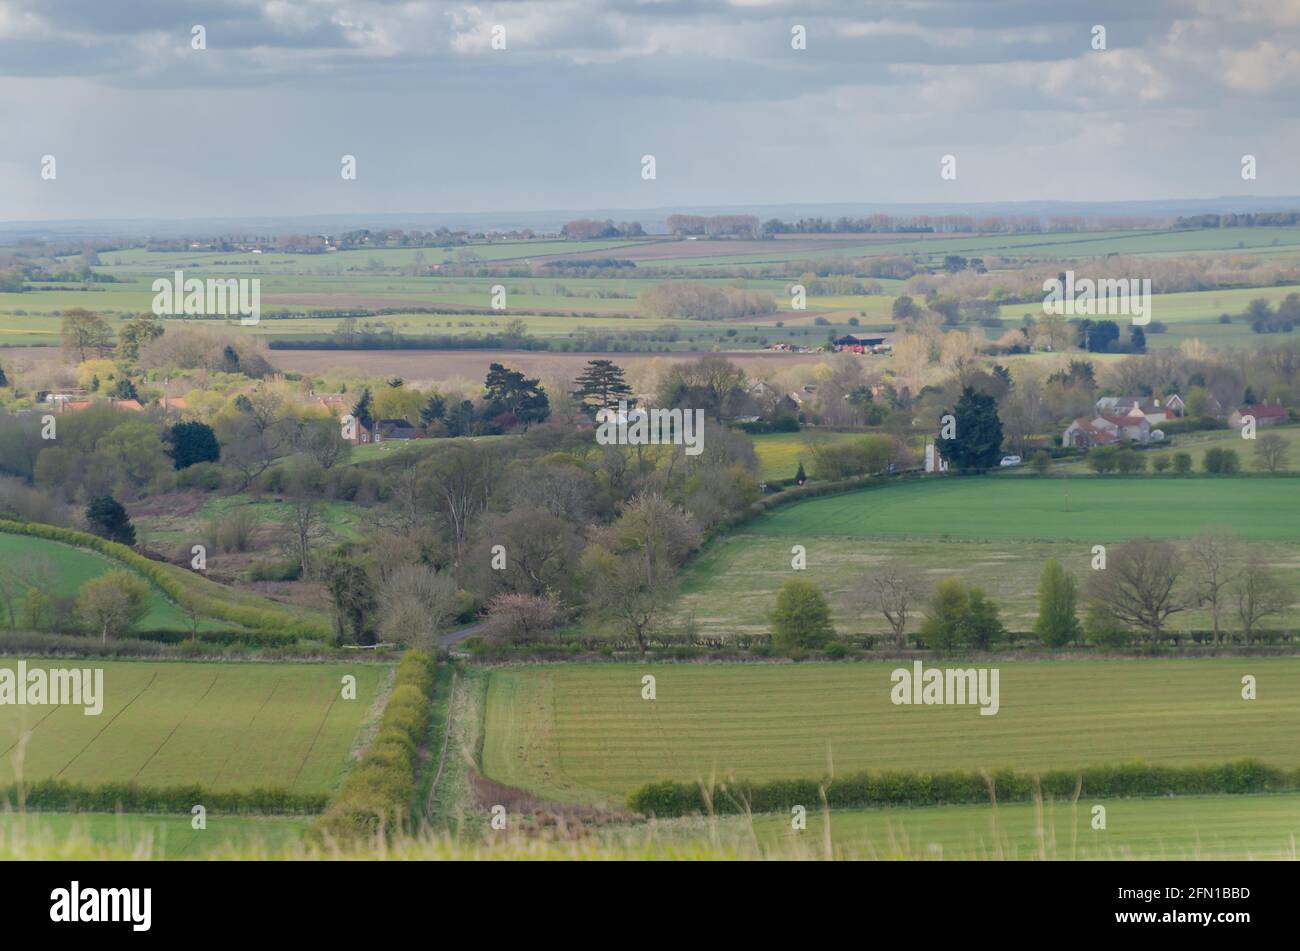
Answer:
2;0;1300;223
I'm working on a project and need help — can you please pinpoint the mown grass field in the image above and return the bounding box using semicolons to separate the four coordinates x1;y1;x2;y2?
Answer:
678;535;1300;638
480;660;1300;806
0;812;310;859
745;475;1300;542
0;660;384;793
675;475;1300;636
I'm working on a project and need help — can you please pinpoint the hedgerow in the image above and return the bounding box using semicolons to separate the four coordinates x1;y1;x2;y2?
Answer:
627;760;1298;817
1;779;325;814
0;519;329;640
314;650;437;841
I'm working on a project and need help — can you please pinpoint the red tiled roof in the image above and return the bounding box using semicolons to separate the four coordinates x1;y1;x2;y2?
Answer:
1239;404;1287;419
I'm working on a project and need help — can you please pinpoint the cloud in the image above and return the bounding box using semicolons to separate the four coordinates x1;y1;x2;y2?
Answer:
1;0;1298;220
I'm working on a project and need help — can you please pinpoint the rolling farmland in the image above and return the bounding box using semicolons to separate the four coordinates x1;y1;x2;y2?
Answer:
674;476;1300;637
0;660;384;793
480;660;1300;806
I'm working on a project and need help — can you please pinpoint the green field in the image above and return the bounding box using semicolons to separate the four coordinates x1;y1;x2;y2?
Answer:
3;228;1299;352
0;532;203;631
0;659;384;793
661;793;1300;860
0;812;310;859
745;475;1300;542
480;660;1300;806
0;527;331;634
675;475;1300;637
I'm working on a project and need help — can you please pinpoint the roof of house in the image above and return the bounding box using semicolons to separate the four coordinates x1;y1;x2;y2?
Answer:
1099;414;1149;429
1069;418;1120;443
1237;403;1288;418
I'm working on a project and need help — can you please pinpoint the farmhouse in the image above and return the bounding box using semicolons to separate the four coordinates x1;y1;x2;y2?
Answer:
1062;413;1152;448
376;418;419;440
1229;403;1289;428
1095;394;1182;425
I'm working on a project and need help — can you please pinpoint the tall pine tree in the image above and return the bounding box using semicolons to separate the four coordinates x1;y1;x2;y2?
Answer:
571;359;633;419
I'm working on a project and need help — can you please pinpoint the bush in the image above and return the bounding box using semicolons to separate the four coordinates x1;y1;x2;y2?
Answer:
1203;448;1241;474
1;779;324;815
769;579;834;652
627;760;1295;817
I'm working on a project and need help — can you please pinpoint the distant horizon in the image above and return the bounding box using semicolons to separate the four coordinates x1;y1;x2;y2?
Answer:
5;194;1300;240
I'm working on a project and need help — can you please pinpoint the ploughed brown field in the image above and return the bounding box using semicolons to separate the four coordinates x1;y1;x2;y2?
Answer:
266;348;832;383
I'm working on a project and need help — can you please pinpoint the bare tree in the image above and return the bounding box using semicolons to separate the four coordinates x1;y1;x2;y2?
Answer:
1087;538;1185;641
377;564;458;648
864;562;924;648
1251;434;1289;472
423;444;499;576
282;498;326;578
482;592;562;643
1187;530;1238;644
1231;553;1292;644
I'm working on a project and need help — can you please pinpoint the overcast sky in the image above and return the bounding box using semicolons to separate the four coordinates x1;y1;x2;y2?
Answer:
3;0;1299;222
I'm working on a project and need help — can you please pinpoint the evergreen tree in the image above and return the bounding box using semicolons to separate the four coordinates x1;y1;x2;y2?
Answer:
1034;558;1081;647
109;377;138;401
419;393;447;427
795;460;807;485
484;363;550;428
167;420;221;469
351;387;374;429
85;495;135;546
937;387;1004;471
571;359;633;419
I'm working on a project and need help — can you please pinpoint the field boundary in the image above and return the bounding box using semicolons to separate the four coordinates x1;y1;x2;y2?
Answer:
628;759;1300;817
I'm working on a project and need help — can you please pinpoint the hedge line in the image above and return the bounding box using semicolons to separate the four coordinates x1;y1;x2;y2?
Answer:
627;760;1298;817
1;779;326;814
314;650;437;840
0;519;330;641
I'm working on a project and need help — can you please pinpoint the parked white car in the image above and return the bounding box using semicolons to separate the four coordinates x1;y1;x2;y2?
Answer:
999;455;1022;467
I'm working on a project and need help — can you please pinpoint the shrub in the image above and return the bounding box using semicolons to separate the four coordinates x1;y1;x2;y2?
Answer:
314;650;437;842
769;579;834;652
1203;448;1241;474
627;760;1295;817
